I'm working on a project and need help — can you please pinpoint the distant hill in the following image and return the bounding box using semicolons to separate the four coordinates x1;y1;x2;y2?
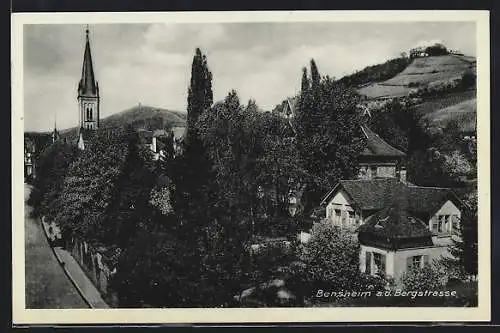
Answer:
58;105;187;139
357;55;476;99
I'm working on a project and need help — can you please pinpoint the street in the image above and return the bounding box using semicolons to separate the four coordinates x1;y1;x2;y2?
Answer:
24;184;89;308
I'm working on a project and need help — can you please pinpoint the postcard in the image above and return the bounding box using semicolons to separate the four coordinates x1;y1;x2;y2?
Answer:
12;10;490;324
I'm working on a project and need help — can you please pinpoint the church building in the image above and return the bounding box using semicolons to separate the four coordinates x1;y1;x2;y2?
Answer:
77;26;100;147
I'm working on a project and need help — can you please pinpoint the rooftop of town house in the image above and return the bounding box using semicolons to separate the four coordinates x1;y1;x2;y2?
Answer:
360;125;407;158
321;178;463;216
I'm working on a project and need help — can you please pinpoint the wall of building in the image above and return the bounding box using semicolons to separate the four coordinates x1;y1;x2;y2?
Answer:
392;245;449;281
360;244;394;276
360;244;450;282
358;164;397;180
428;199;461;246
79;96;99;130
326;188;361;229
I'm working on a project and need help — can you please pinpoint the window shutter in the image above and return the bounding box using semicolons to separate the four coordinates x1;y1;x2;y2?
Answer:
430;216;439;233
380;254;387;276
452;215;460;234
365;252;372;275
406;256;413;272
423;255;429;267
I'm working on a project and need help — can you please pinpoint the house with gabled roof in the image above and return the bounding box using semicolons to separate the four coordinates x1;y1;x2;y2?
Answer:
320;177;468;282
358;125;407;181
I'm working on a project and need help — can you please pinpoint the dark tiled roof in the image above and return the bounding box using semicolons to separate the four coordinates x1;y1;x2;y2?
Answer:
322;178;403;209
357;191;434;249
326;178;457;215
358;189;432;238
322;178;464;246
360;125;406;158
407;186;454;215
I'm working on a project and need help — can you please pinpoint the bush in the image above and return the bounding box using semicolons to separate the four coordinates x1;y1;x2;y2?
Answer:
461;72;476;90
295;223;383;300
401;264;446;291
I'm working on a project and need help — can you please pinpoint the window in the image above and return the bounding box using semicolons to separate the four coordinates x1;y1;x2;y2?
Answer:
407;255;429;271
432;214;453;234
365;252;372;275
334;209;341;224
370;166;377;178
412;255;423;269
432;218;439;233
373;252;386;276
348;211;355;226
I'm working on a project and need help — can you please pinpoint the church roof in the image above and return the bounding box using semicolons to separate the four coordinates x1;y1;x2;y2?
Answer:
78;27;99;97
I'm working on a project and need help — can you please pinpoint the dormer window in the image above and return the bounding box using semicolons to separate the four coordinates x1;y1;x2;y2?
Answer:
431;214;459;235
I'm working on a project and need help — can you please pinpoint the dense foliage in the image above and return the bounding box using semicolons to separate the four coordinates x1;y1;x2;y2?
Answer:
293;223;386;304
296;61;366;212
28;140;78;218
338;56;411;87
28;46;478;309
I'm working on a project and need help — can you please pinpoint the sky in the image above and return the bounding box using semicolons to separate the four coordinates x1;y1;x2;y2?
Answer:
23;21;476;132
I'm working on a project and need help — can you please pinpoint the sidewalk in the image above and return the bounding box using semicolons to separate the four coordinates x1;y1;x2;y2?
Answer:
41;220;109;309
53;247;109;309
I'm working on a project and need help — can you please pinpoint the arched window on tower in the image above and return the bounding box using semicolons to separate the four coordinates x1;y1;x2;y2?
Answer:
89;108;93;120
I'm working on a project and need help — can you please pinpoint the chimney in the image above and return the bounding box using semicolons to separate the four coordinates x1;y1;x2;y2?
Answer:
152;136;157;153
399;166;407;184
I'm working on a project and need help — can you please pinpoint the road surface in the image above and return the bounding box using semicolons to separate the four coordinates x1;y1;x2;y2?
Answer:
24;184;89;308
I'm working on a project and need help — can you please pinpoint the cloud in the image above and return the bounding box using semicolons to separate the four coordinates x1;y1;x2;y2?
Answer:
22;22;477;132
413;39;445;49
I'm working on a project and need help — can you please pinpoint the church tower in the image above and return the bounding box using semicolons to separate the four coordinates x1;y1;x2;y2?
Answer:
78;25;100;133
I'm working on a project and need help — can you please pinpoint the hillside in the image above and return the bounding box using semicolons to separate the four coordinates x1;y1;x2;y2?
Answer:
422;97;476;134
58;105;186;138
357;55;476;99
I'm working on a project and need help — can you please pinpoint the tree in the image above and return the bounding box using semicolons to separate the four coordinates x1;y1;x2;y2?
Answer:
296;69;366;212
401;263;446;291
52;127;131;245
27;140;78;218
425;43;448;56
301;67;309;93
102;128;160;247
110;230;197;307
186;48;213;145
294;223;385;300
310;59;320;91
442;190;478;279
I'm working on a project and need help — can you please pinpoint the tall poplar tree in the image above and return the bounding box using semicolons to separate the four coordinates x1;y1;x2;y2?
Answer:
296;61;366;213
310;59;321;91
186;48;213;145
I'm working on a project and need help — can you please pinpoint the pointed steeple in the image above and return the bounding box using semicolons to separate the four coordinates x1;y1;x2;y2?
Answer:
52;112;60;143
78;25;99;97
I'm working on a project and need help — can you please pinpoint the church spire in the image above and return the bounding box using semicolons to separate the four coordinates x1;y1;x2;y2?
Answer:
78;25;98;97
52;112;60;143
77;25;100;134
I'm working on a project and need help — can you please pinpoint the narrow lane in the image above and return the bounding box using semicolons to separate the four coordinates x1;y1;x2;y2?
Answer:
24;184;89;308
